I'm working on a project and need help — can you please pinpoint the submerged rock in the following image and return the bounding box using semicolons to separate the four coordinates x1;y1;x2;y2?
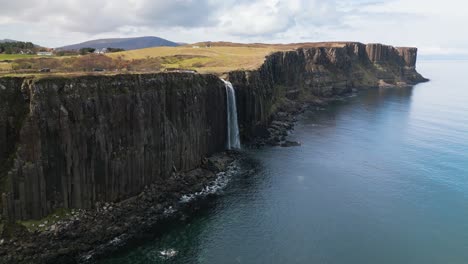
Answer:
280;141;302;147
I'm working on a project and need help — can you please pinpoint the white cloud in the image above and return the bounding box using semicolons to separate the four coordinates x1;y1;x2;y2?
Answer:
0;0;466;56
219;0;292;36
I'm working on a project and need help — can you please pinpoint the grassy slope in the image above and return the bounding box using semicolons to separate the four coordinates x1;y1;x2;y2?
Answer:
107;45;295;74
108;42;350;75
1;46;283;76
0;62;11;71
0;55;39;71
0;42;351;76
0;54;40;60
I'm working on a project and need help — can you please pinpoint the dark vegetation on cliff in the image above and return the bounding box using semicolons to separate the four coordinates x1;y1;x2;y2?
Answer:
0;41;427;263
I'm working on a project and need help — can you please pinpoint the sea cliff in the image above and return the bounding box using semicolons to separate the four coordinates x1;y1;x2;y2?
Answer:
0;74;228;221
0;42;427;263
228;43;426;140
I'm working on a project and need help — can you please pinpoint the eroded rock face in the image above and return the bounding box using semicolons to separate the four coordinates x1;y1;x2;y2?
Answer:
0;73;227;220
0;78;31;220
366;43;400;64
228;42;427;141
0;42;427;221
397;47;418;68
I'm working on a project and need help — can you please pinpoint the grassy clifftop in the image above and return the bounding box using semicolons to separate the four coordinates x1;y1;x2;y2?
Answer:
107;42;351;74
107;45;291;74
2;41;416;78
1;44;293;77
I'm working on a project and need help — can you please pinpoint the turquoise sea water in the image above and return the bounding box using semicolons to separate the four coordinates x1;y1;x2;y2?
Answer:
100;61;468;264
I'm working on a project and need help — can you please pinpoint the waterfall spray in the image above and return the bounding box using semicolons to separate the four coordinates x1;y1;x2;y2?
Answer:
222;79;241;150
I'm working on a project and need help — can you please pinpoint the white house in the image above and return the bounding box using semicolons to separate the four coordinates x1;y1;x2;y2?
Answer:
94;48;108;54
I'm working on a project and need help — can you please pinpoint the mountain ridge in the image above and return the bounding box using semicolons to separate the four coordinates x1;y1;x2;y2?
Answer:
57;36;180;50
0;39;18;43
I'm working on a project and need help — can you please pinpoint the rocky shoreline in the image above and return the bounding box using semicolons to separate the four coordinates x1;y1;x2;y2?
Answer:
0;151;244;264
0;81;412;264
0;85;358;264
0;90;321;264
249;94;355;149
0;40;428;262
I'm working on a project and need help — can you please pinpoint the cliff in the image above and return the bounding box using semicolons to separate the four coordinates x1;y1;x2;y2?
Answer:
0;73;227;220
0;42;426;221
228;43;427;140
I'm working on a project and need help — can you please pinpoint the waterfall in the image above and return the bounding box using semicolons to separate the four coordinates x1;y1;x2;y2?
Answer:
222;79;241;150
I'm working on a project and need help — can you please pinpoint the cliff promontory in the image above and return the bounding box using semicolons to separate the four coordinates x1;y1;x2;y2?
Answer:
228;42;426;140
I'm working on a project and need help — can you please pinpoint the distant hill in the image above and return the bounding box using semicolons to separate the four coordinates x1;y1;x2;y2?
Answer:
0;39;19;43
57;36;180;51
0;39;44;47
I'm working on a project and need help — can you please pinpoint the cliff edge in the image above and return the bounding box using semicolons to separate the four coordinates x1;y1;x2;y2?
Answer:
0;41;427;263
0;42;426;222
228;42;427;140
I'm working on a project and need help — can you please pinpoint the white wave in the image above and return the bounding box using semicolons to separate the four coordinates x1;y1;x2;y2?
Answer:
179;161;239;204
159;248;178;259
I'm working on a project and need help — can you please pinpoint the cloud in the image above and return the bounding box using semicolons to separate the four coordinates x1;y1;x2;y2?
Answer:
0;0;357;36
0;0;221;34
0;0;467;56
219;0;294;36
218;0;349;37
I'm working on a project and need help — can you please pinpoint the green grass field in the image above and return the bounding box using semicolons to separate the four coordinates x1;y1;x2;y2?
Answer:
0;54;40;61
107;42;350;74
107;42;349;75
0;42;349;76
0;62;11;71
108;45;295;74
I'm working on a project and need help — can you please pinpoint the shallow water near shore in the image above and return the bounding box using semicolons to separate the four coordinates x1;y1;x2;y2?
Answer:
99;61;468;264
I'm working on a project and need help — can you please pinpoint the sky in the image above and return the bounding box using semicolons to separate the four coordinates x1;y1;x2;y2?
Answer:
0;0;466;56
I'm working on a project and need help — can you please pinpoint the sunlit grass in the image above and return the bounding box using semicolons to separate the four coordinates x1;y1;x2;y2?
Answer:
0;54;40;60
0;62;11;71
108;46;295;74
0;42;351;76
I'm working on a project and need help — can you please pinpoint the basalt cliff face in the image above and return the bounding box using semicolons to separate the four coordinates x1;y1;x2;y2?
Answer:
0;74;227;220
228;43;426;140
0;42;426;221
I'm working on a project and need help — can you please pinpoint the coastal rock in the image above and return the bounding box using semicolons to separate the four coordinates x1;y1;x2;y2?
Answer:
202;153;234;173
0;44;427;220
280;141;301;147
0;73;228;220
0;222;28;239
0;154;240;263
0;42;427;263
229;43;427;141
396;47;418;67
